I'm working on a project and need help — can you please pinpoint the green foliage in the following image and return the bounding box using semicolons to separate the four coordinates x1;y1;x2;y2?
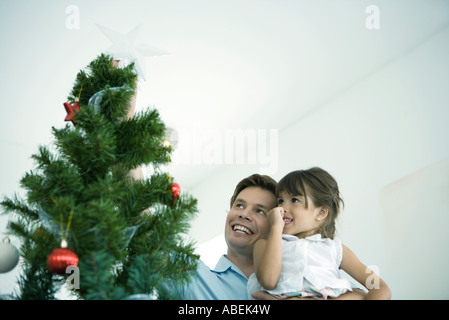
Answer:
68;54;137;123
1;54;199;300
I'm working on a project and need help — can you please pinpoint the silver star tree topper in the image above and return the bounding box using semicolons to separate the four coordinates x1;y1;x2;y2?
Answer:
96;23;168;81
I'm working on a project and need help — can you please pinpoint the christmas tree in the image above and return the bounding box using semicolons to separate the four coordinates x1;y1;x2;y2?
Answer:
0;54;199;300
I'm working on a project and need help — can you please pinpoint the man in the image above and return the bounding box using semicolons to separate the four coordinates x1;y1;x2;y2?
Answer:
174;174;365;300
174;174;277;299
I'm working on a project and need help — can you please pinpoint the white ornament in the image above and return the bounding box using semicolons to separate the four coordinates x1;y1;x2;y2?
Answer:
96;23;168;81
88;84;134;111
0;237;20;273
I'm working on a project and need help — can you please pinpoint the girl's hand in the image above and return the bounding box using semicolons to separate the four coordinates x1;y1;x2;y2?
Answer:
267;207;285;230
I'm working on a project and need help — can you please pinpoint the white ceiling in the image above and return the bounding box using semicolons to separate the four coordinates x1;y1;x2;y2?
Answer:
133;0;449;189
0;0;447;196
0;0;447;198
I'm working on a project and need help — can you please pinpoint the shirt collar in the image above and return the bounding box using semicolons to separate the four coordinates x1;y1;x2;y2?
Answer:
212;255;248;279
282;233;325;242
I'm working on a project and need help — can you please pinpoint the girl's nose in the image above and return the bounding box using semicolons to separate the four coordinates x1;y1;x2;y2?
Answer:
280;204;288;213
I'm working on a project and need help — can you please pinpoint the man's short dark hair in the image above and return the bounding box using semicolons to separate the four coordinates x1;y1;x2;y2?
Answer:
229;174;277;209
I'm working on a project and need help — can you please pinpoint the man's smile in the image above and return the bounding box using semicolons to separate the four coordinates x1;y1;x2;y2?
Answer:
231;223;254;235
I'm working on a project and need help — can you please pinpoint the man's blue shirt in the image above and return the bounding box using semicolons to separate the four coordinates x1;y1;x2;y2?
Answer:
177;255;249;300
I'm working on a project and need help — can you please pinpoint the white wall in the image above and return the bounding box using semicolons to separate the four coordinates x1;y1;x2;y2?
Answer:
191;25;449;299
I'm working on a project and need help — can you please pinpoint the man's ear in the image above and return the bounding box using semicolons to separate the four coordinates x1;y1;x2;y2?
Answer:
317;207;329;221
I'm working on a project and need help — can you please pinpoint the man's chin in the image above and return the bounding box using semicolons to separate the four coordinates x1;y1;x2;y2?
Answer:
226;233;258;253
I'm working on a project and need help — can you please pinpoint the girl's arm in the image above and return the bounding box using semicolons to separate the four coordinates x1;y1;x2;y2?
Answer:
340;244;392;300
253;207;285;290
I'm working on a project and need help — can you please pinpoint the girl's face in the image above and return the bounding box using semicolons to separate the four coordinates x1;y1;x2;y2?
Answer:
278;190;327;238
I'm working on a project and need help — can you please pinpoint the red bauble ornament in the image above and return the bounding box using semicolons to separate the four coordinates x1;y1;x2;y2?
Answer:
63;99;80;124
47;241;79;274
171;182;181;207
171;182;181;198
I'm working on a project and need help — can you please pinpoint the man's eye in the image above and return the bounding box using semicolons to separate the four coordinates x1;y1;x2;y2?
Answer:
255;209;265;215
235;203;244;209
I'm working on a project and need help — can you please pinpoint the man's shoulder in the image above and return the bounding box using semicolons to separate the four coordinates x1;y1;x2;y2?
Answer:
183;255;248;300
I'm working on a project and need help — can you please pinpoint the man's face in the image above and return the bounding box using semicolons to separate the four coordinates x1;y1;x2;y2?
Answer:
225;186;277;258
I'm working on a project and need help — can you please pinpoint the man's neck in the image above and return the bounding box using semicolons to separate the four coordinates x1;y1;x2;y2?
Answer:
226;250;254;278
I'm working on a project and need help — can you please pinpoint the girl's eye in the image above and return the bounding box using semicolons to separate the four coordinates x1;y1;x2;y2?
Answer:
292;198;300;203
278;199;284;205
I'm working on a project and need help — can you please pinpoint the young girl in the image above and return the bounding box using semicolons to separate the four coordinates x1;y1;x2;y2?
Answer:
247;167;391;300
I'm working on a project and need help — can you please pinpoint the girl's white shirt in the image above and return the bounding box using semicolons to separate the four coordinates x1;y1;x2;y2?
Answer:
247;234;353;299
